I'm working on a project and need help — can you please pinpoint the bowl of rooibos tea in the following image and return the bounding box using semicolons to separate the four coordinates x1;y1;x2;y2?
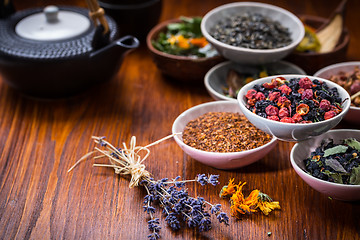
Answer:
290;129;360;201
172;101;277;169
201;2;304;65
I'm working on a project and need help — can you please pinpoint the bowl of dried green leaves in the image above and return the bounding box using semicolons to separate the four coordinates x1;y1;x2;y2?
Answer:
172;101;277;169
147;16;224;81
290;129;360;201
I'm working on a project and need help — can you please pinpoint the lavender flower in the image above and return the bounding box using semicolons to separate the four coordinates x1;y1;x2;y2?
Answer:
140;174;229;239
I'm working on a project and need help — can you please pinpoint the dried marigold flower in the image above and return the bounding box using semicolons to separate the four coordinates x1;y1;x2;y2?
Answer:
220;179;280;218
296;103;310;116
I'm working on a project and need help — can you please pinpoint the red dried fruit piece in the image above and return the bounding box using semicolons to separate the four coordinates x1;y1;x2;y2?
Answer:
319;99;331;111
263;81;275;89
300;120;313;124
301;89;313;100
279;107;289;118
265;105;279;116
277;96;291;108
268;91;281;101
296;103;310;116
292;113;303;123
255;92;265;101
324;111;337;120
280;117;295;123
299;77;312;89
246;89;257;99
275;77;287;86
330;104;342;114
267;115;279;121
278;84;292;95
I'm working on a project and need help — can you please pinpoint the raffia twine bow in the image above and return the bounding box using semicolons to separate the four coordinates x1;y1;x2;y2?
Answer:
68;134;179;188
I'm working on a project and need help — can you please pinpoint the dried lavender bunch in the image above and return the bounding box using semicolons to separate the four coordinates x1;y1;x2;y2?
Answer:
68;135;229;240
141;174;229;239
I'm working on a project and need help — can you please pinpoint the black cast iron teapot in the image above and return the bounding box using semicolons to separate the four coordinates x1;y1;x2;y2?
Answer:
0;1;139;98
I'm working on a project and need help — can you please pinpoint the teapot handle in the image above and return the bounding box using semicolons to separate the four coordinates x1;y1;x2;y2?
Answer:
0;0;16;19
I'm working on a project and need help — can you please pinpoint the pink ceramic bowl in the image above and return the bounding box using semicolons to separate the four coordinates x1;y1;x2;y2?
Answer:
314;61;360;125
290;129;360;201
172;101;278;169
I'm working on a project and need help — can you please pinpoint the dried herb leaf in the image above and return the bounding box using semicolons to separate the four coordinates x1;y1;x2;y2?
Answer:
325;159;347;173
323;170;343;184
344;138;360;151
323;145;348;157
349;166;360;185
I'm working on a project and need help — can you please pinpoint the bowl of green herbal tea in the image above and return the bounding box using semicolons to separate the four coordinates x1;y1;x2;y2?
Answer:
290;129;360;201
172;100;277;169
146;16;224;81
201;2;304;65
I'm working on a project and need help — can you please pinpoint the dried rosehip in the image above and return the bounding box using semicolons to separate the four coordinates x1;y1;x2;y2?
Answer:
299;77;312;89
268;91;281;101
319;99;331;111
301;89;313;100
277;96;291;108
292;113;303;123
263;82;276;89
246;89;257;99
255;92;265;101
296;103;310;116
278;84;292;95
324;111;336;120
280;117;295;123
279;107;289;118
267;115;279;121
265;105;279;116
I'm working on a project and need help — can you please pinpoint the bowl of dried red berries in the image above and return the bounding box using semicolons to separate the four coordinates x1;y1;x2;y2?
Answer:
314;61;360;125
172;101;277;169
290;129;360;201
237;75;351;142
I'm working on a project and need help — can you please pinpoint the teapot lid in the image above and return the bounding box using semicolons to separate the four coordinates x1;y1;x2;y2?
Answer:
15;5;91;41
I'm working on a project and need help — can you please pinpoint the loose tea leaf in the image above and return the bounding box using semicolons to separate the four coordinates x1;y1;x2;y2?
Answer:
344;138;360;151
350;166;360;185
304;138;360;185
325;158;347;173
323;145;348;157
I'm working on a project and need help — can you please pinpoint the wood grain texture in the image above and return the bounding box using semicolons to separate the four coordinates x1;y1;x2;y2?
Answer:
1;0;360;239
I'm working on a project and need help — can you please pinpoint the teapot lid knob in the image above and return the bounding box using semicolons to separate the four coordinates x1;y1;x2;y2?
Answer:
15;6;91;41
44;5;59;23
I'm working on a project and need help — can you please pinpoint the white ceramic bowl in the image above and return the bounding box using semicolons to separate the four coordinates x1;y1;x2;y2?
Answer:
314;61;360;125
237;75;351;142
204;60;306;102
290;129;360;201
172;101;277;169
201;2;304;65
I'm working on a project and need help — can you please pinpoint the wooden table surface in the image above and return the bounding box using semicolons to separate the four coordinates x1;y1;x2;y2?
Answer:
1;0;360;239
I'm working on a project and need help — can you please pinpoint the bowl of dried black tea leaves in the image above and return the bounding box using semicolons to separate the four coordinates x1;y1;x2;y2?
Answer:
290;129;360;201
201;2;304;65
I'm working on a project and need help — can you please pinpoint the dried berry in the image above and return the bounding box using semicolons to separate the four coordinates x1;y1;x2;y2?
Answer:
279;107;289;118
265;105;279;116
299;77;313;89
319;99;331;111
